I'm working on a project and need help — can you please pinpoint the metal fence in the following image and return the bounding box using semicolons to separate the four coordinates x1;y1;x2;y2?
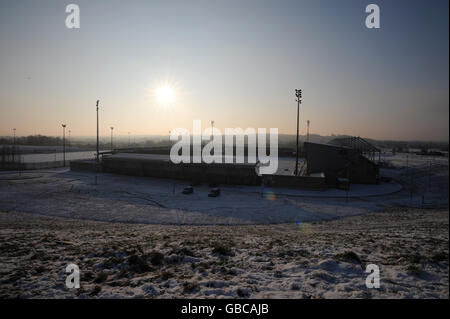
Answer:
0;146;22;170
398;161;448;207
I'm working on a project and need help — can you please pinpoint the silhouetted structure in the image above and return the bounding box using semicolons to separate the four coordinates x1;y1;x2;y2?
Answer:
96;100;100;162
100;153;260;185
328;136;381;162
62;124;66;166
294;89;302;175
304;142;379;185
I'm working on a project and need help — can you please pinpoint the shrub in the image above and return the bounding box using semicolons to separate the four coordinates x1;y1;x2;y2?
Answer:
333;251;361;264
431;252;448;264
149;251;165;266
211;242;234;257
127;254;152;273
89;285;102;296
93;271;108;283
182;281;199;294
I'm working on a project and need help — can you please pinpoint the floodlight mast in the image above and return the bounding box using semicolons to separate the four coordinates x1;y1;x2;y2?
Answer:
62;124;67;166
96;100;99;162
12;128;16;164
307;120;310;142
294;89;302;176
110;127;114;151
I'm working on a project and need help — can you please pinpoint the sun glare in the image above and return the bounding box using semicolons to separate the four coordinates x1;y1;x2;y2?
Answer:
156;85;175;104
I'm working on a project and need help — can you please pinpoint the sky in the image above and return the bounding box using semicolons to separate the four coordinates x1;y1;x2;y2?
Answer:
0;0;448;141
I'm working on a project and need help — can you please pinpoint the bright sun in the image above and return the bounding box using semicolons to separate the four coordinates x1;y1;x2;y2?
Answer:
156;85;175;104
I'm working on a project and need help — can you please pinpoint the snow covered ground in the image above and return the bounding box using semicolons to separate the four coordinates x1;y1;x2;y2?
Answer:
0;208;447;298
380;152;448;168
18;151;97;163
0;168;406;225
0;153;447;225
0;152;447;298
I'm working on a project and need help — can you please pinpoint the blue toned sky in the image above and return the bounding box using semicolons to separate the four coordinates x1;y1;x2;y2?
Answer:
0;0;448;140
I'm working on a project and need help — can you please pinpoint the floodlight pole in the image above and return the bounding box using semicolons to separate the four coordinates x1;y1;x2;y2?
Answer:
294;89;302;176
307;120;310;142
12;128;16;164
110;127;114;151
211;120;214;140
96;100;100;162
62;124;66;166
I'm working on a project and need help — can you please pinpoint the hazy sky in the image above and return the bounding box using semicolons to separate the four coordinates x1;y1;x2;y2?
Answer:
0;0;448;140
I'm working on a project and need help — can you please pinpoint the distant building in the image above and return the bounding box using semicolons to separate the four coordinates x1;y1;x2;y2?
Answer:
303;141;379;185
101;153;261;186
